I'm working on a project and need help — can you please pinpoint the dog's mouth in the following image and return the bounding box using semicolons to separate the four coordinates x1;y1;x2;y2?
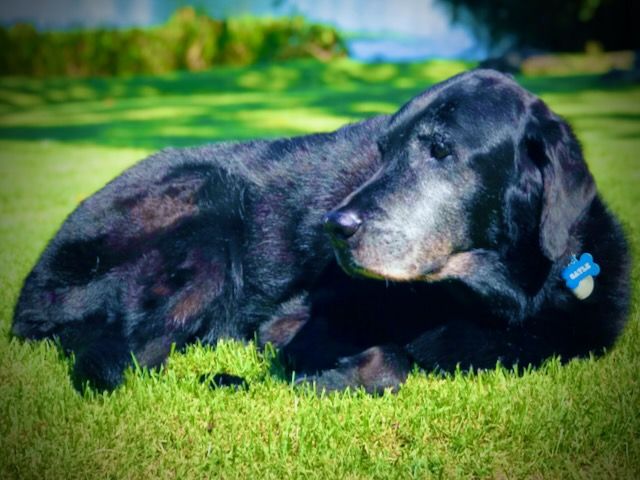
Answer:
331;241;450;282
332;244;387;280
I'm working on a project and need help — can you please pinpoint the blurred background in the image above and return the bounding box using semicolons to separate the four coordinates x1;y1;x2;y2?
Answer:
0;0;637;76
0;0;638;148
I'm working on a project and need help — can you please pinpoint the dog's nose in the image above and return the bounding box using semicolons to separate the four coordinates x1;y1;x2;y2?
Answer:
323;210;362;239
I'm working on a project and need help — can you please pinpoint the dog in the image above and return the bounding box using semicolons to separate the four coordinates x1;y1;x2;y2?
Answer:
12;69;631;393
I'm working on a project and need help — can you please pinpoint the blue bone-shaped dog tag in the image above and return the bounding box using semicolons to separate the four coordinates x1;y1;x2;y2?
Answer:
562;253;600;290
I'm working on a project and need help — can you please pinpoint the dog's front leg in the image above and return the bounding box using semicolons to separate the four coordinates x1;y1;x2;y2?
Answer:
405;319;554;373
257;293;311;349
295;345;411;395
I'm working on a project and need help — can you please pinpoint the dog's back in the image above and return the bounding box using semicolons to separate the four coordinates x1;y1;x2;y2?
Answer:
12;115;387;390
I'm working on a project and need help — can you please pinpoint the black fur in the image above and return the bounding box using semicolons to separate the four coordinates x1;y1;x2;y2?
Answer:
12;70;631;393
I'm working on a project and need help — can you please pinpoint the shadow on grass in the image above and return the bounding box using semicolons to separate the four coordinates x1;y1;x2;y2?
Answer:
0;59;638;150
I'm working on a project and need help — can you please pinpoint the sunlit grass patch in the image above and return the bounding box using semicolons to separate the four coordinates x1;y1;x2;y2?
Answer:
0;60;639;479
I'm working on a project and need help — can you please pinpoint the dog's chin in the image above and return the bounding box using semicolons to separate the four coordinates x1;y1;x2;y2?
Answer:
332;246;449;282
332;248;384;280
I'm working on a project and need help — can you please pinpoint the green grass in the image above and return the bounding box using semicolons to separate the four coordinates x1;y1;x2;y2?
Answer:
1;59;639;479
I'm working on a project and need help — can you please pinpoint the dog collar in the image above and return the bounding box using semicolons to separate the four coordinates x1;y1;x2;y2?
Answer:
562;253;600;300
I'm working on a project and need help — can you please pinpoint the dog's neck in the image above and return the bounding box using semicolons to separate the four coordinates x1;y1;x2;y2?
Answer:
531;197;630;314
437;197;629;327
434;249;532;323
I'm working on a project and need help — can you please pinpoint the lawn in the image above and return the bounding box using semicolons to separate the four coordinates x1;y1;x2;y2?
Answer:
0;59;639;479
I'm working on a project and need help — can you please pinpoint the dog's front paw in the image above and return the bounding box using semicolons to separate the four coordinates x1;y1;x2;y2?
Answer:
293;368;356;394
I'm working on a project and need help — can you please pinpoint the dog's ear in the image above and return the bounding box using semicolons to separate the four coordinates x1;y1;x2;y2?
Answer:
523;100;596;261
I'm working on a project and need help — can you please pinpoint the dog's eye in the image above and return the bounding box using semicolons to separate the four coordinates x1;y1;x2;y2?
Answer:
430;141;451;160
417;134;451;161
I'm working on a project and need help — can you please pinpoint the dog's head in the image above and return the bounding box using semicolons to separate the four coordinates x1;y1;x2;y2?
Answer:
325;69;596;282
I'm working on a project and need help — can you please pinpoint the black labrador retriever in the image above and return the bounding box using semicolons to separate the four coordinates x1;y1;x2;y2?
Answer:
12;69;631;393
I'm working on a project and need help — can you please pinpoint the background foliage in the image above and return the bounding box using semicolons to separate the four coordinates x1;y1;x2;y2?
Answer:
0;7;346;77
